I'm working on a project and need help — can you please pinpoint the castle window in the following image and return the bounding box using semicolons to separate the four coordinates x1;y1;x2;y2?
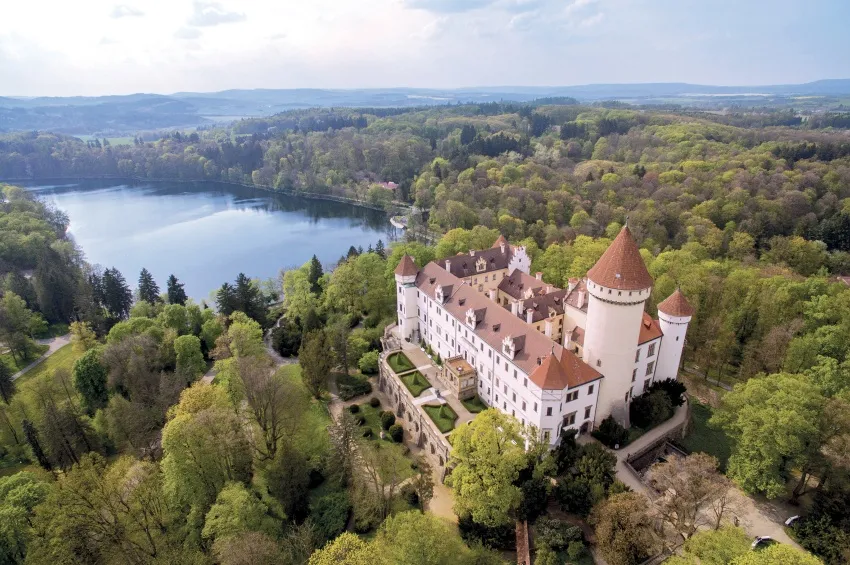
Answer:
523;378;527;388
676;336;679;341
625;391;630;402
522;401;526;410
648;343;656;357
643;379;650;392
546;407;553;416
632;369;636;382
512;392;516;402
588;385;594;394
565;412;576;425
543;430;551;442
584;406;591;419
533;402;538;412
646;361;655;376
596;359;601;367
635;349;641;362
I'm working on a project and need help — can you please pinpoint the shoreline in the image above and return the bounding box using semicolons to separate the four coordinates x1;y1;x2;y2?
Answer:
0;175;407;214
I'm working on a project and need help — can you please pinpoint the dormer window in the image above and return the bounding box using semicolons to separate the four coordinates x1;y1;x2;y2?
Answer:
476;257;487;272
502;335;516;360
465;307;477;328
435;285;445;303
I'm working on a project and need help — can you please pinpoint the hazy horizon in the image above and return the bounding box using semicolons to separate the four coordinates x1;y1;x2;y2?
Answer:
3;0;849;97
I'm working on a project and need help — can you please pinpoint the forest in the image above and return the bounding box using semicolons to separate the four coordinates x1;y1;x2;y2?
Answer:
2;98;850;564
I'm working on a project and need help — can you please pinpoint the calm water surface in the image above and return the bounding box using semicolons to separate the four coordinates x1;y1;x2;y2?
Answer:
23;180;394;300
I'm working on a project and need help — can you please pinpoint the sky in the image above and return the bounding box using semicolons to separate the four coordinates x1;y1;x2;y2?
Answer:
1;0;849;96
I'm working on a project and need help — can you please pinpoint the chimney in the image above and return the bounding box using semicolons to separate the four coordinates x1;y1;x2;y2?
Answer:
469;250;475;256
544;320;552;337
511;300;520;316
445;259;451;271
546;285;552;294
577;290;586;308
526;308;534;324
564;328;574;347
568;278;578;292
500;242;506;254
537;357;542;366
535;272;543;280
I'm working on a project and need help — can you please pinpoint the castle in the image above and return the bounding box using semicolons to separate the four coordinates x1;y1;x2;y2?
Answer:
393;226;693;446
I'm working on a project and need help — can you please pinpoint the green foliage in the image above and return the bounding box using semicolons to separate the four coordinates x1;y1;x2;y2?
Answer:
388;423;404;442
358;350;379;374
422;403;458;433
336;372;372;401
534;517;582;551
629;389;673;429
72;347;109;414
593;415;629;448
174;334;205;383
448;409;527;527
380;410;396;430
401;371;431;397
299;330;332;398
710;372;824;498
590;491;660;565
137;267;161;303
202;482;280;542
310;491;351;543
271;318;302;357
166;274;187;305
0;471;50;563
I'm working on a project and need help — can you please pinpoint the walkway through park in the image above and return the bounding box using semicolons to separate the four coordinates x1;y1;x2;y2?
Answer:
10;334;71;381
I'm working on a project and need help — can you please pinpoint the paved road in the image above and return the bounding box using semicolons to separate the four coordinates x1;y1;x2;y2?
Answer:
11;334;71;381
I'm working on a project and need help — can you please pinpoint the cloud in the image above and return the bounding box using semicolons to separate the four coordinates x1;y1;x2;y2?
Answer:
579;12;604;27
269;33;287;41
563;0;597;16
187;1;246;27
175;27;203;40
110;4;144;18
403;0;495;13
99;37;118;45
509;11;538;31
413;17;448;40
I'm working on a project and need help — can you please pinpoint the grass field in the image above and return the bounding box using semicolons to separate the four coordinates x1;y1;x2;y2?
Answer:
277;364;331;458
423;403;458;433
355;402;416;479
679;400;732;471
400;371;431;397
461;395;487;413
1;344;49;373
387;352;415;374
15;344;81;388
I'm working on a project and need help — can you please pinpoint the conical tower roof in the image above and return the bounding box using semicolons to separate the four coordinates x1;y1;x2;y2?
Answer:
394;254;418;277
586;225;653;290
657;288;695;317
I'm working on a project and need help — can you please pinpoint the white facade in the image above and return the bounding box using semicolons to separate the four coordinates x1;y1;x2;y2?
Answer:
656;311;692;381
581;280;652;426
395;270;419;341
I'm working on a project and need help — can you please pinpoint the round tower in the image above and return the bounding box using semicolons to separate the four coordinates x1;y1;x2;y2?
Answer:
582;226;653;427
394;255;420;342
655;288;694;382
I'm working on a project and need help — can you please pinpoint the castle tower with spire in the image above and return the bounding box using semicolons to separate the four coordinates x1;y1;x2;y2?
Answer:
655;288;694;381
582;225;653;427
394;255;420;342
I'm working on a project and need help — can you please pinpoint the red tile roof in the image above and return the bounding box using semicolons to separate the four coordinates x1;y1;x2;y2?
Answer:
657;288;695;317
529;348;602;390
587;225;653;291
492;235;509;248
394;254;419;276
638;312;663;344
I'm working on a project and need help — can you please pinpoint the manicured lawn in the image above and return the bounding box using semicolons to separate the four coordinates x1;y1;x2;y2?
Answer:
277;364;331;459
387;352;415;374
679;400;732;471
423;403;458;433
461;395;487;413
400;371;431;397
15;344;81;388
353;403;416;480
1;344;49;373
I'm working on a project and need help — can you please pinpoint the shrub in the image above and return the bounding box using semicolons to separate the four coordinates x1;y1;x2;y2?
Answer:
380;411;396;430
458;515;516;550
358;350;380;374
271;318;302;357
348;404;360;414
401;483;419;506
593;415;629;448
389;423;404;442
630;389;673;429
337;373;373;401
369;396;380;408
310;492;351;543
362;428;373;438
567;540;585;561
535;517;583;551
356;415;366;426
649;378;687;407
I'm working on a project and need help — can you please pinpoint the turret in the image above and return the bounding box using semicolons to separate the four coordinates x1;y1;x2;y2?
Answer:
655;288;694;382
394;255;419;341
582;225;653;427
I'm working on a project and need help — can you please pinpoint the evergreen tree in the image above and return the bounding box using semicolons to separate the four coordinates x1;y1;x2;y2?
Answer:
0;361;14;404
375;239;386;259
137;268;161;303
216;283;238;316
22;419;51;471
234;273;266;325
167;274;188;305
101;268;133;320
347;246;359;258
307;255;324;295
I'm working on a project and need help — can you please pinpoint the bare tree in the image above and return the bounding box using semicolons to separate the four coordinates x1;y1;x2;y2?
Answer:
648;453;733;541
356;440;410;520
328;411;359;487
238;356;306;460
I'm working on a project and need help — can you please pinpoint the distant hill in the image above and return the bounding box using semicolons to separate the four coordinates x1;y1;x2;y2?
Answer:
2;80;849;136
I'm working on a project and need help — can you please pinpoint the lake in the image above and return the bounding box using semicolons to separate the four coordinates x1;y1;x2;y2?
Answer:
23;179;395;300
